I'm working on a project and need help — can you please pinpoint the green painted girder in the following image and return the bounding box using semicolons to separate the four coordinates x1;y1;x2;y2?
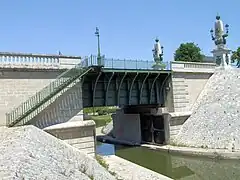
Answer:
149;73;161;104
92;71;102;108
128;73;139;105
139;72;150;104
105;72;114;106
117;72;127;105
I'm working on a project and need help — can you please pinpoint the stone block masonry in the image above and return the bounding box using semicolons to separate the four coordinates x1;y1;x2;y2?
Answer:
174;69;240;150
0;125;116;179
44;120;96;156
171;74;190;112
0;69;63;126
171;72;212;112
28;80;84;129
167;111;191;142
112;109;141;144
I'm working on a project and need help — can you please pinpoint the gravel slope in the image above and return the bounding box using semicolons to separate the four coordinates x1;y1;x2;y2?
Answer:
0;125;116;180
174;68;240;150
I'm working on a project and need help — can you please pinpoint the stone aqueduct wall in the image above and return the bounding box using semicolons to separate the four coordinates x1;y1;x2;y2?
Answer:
0;53;81;126
168;61;215;138
0;70;62;126
0;53;216;129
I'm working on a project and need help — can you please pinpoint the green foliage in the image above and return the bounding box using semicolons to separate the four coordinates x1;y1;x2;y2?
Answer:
174;42;203;62
83;106;117;115
231;47;240;67
96;155;109;169
83;106;117;127
96;108;108;116
91;115;112;127
83;107;94;114
96;155;121;179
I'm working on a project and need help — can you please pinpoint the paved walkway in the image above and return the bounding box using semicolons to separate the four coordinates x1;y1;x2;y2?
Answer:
96;126;104;136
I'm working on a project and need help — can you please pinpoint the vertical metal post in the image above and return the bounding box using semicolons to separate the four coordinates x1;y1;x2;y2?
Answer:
90;55;93;66
95;27;101;66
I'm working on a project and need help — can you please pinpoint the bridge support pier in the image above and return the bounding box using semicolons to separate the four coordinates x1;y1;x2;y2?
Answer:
112;105;170;145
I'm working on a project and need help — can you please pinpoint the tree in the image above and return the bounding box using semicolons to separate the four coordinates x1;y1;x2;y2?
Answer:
231;47;240;68
174;42;203;62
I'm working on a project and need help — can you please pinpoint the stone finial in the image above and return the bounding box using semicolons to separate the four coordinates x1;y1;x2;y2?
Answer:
152;38;163;60
152;38;166;70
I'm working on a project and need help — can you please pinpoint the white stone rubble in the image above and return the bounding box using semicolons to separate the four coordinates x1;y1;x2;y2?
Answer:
0;125;116;180
174;68;240;150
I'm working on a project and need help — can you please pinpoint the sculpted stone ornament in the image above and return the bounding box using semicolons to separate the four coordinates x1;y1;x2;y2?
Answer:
211;15;229;48
152;38;166;70
210;15;231;69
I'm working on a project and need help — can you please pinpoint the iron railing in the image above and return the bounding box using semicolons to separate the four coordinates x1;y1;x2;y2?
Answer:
82;55;170;70
6;55;171;127
6;61;92;127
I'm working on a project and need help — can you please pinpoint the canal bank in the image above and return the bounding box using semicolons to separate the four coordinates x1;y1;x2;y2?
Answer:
95;132;172;179
142;144;240;160
97;142;240;180
102;155;172;180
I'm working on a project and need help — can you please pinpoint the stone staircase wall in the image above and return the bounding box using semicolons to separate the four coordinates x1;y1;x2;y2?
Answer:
28;80;84;129
168;112;191;141
171;73;190;112
44;120;96;156
0;70;62;126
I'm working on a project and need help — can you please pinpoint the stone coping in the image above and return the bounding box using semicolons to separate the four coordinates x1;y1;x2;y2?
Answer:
102;155;172;180
142;144;240;160
97;135;140;146
43;120;95;131
169;111;192;117
171;61;216;66
0;51;81;59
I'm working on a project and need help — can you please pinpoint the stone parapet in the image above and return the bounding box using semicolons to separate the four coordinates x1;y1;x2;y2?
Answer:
171;61;216;73
0;52;82;70
44;120;96;156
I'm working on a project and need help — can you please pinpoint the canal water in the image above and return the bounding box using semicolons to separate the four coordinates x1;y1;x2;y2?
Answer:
97;142;240;180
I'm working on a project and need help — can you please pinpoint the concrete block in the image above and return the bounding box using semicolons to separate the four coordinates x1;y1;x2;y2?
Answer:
44;120;96;155
150;107;168;115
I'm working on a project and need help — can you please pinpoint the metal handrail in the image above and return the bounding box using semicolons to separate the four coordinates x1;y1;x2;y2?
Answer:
6;61;91;127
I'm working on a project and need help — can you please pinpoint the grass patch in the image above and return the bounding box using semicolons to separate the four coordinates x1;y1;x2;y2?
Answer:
91;115;112;127
96;155;109;169
96;155;122;179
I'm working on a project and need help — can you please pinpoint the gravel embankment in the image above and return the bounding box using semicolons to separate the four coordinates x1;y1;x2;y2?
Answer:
0;125;116;180
174;68;240;150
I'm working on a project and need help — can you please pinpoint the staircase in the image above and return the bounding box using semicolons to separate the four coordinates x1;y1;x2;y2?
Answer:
6;63;93;127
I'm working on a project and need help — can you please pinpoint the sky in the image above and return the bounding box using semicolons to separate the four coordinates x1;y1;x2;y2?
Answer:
0;0;239;62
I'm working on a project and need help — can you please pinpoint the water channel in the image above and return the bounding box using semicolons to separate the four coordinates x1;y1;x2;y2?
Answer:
97;142;240;180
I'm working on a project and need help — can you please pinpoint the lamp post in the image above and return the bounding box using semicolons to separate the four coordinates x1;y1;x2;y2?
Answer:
210;15;231;68
209;16;229;46
160;46;164;61
95;27;101;66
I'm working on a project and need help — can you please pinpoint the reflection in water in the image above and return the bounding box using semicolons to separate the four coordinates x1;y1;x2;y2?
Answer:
96;142;240;180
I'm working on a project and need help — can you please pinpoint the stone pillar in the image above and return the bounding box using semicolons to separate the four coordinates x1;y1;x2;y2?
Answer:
211;48;231;68
150;107;170;145
112;108;141;144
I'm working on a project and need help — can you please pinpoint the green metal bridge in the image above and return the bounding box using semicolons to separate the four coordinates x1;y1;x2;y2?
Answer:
6;55;171;127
